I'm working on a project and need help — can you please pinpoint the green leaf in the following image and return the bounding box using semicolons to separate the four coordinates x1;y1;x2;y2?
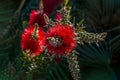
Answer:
64;0;69;6
76;42;110;66
0;0;20;36
82;67;117;80
109;35;120;53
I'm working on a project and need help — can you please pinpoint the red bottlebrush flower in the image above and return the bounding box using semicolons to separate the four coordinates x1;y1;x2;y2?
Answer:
56;13;62;21
21;26;45;57
46;24;76;56
29;10;46;27
43;0;64;15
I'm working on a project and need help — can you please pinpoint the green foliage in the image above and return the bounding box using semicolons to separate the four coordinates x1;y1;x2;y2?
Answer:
82;67;117;80
83;0;120;31
0;0;20;37
76;33;120;80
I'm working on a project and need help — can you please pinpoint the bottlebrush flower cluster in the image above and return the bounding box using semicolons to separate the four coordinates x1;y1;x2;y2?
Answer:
21;6;107;58
21;12;76;57
20;1;107;80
